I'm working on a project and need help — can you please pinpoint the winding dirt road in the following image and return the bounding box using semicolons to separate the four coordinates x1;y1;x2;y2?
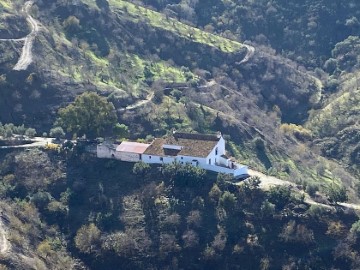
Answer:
237;44;255;64
0;219;10;254
241;170;360;211
13;1;39;71
0;2;39;71
0;137;54;149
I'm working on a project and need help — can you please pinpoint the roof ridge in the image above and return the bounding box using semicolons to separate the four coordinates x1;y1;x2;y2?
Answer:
173;132;220;141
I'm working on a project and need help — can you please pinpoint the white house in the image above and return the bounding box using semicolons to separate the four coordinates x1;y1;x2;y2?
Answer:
142;132;248;179
97;132;248;179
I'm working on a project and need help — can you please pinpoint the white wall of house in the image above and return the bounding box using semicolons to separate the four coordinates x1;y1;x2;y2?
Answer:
217;155;230;167
175;155;207;165
115;151;141;162
142;154;207;166
97;144;116;158
142;154;167;164
206;136;226;165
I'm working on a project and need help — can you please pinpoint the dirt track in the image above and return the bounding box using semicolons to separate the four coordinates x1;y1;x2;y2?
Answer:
13;1;39;71
0;219;10;254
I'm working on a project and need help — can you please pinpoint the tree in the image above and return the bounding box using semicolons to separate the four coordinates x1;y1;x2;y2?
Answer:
57;92;117;139
75;223;101;254
162;162;206;188
132;162;151;178
63;16;81;35
25;128;37;138
220;191;237;211
350;220;360;235
49;127;65;140
37;240;54;258
113;123;129;139
268;186;292;209
101;232;137;256
326;184;348;204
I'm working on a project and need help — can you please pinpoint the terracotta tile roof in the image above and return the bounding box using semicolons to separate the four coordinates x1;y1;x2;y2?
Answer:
116;141;150;154
143;132;220;157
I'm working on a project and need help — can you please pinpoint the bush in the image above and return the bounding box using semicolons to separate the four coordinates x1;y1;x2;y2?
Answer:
163;162;205;188
220;191;237;211
49;127;65;140
25;128;37;138
253;137;265;150
326;184;348;204
132;162;151;178
305;183;319;197
350;220;360;235
280;123;312;141
75;223;101;254
307;205;326;218
260;200;275;217
268;186;292;209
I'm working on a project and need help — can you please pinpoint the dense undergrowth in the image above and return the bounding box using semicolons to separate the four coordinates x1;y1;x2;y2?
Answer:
0;147;359;269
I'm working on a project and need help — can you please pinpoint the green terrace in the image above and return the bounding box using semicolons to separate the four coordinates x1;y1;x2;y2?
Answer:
108;0;244;53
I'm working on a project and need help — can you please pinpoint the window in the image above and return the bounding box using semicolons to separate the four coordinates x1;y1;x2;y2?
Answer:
160;157;163;161
215;147;218;155
181;157;183;159
149;156;152;159
209;159;211;164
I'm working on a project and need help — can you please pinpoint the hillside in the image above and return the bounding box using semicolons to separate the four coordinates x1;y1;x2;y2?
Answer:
0;0;359;268
0;147;358;270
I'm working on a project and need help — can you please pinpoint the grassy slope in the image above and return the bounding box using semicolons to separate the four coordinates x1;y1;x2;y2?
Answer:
306;71;360;180
109;0;244;53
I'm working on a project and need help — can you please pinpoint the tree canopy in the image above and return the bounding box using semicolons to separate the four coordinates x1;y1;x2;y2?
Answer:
57;92;117;139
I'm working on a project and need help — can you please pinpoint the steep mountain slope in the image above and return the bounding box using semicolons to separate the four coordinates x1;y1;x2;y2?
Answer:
0;0;360;269
0;0;358;193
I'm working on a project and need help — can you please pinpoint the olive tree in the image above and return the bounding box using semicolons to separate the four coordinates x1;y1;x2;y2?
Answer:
57;92;117;139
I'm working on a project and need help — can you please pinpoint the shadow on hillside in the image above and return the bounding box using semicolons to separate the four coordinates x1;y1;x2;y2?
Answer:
256;148;272;170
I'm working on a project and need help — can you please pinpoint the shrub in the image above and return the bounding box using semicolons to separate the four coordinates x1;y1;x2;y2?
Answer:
163;162;205;188
305;183;319;197
25;128;37;138
268;186;292;209
132;161;151;178
279;220;314;245
253;137;265;150
350;220;360;235
307;205;326;218
260;200;275;217
75;223;101;254
220;191;237;211
182;230;199;248
280;123;312;141
49;127;65;140
326;184;348;204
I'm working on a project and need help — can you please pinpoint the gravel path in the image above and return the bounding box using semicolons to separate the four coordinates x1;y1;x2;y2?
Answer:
13;1;39;71
237;44;255;64
242;169;360;210
0;219;10;254
0;137;54;149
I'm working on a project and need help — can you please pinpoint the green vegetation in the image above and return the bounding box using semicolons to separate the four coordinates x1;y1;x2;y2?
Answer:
0;122;37;138
56;92;117;139
109;0;244;53
49;127;65;140
0;148;358;269
0;0;360;268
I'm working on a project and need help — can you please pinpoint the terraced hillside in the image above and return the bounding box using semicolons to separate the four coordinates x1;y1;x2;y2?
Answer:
0;0;358;198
